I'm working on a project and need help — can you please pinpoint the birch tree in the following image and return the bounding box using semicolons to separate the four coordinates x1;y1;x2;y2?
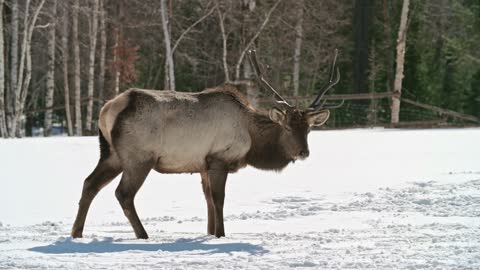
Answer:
11;0;46;137
7;0;19;137
215;2;230;83
0;0;6;137
112;0;123;96
292;0;304;96
44;0;57;136
160;0;175;91
161;2;216;90
72;0;82;135
390;0;410;124
85;0;99;132
62;1;73;136
97;0;107;111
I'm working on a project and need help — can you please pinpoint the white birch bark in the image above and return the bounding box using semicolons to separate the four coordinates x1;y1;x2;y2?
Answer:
97;0;106;110
160;0;175;91
72;0;82;135
292;0;304;96
7;0;19;137
0;0;6;137
113;28;120;96
85;0;99;132
215;3;230;82
12;0;45;137
390;0;410;124
62;1;73;136
242;0;257;107
44;0;57;136
244;61;258;108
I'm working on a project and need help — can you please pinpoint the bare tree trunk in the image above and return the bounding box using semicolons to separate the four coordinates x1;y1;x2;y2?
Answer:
292;0;304;96
72;0;82;135
390;0;410;124
7;0;19;137
12;0;31;136
62;1;73;136
368;42;378;126
13;0;46;137
241;0;258;107
113;28;120;96
0;0;7;137
243;61;258;108
85;0;99;133
163;56;169;90
112;0;125;96
160;0;175;91
215;3;230;83
97;0;106;112
44;0;57;136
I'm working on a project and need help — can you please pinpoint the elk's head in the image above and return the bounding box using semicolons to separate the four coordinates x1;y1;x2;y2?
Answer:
247;49;342;162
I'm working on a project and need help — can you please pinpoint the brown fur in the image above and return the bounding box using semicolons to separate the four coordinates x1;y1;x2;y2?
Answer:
71;85;330;239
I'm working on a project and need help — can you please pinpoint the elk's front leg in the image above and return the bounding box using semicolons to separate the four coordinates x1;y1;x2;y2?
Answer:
201;172;215;235
206;158;228;238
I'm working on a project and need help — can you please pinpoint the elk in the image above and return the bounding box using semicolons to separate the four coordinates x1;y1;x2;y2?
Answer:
71;49;341;239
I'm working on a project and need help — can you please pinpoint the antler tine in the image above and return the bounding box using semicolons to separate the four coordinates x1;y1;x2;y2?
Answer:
321;99;344;110
308;49;341;110
247;49;292;108
317;68;341;108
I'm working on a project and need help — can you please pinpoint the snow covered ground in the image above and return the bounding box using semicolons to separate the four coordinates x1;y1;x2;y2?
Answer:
1;128;479;269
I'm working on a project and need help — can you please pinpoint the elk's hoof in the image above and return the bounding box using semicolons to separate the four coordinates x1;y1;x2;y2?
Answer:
136;232;149;239
71;230;83;239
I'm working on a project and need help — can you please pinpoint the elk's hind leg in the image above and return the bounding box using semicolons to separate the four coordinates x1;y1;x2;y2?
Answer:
71;157;122;238
115;160;152;239
201;172;215;235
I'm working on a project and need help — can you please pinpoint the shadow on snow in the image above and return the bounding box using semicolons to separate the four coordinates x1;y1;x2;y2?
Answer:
29;236;267;255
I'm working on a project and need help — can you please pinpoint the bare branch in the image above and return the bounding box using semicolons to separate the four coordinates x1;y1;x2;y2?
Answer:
35;22;50;29
172;3;216;53
234;0;283;80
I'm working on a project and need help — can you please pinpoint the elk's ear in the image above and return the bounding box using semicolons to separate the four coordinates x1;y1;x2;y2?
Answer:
306;110;330;127
269;107;287;126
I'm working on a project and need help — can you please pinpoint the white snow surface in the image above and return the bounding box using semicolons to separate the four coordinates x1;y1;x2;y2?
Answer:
1;128;480;269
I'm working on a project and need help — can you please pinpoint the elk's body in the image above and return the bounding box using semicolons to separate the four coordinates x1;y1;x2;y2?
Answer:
100;87;253;174
72;49;340;239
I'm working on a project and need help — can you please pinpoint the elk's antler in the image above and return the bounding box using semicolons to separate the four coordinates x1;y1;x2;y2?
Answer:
308;49;342;111
247;49;292;108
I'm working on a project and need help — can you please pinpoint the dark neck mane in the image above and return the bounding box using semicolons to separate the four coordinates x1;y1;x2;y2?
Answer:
246;112;292;171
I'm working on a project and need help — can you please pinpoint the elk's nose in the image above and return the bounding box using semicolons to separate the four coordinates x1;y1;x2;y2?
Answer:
300;150;310;158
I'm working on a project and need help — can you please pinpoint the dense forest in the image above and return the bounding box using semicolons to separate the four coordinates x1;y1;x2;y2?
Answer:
0;0;479;137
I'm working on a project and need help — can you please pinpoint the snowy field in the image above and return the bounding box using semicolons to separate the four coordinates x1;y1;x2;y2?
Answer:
1;128;480;269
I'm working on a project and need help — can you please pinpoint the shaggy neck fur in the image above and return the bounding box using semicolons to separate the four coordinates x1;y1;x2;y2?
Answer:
246;112;292;171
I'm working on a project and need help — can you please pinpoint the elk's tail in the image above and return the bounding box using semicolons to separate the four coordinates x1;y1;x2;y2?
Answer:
98;128;111;161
